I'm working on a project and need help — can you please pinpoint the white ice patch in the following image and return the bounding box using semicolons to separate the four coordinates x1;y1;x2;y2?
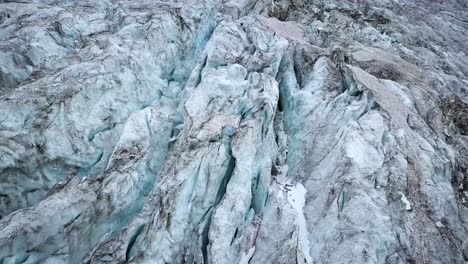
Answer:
398;191;412;211
277;182;293;200
239;246;256;264
277;187;284;200
274;166;290;200
287;183;314;264
345;131;384;174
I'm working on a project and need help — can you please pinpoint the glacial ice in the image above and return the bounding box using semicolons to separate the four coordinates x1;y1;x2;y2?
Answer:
0;0;467;263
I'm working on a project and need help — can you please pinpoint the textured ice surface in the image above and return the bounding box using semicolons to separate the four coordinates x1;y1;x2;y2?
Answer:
0;0;468;263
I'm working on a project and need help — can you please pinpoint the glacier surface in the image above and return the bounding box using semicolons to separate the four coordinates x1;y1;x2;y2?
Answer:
0;0;467;263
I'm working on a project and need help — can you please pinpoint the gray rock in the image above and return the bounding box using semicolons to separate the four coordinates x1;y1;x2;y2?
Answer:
0;0;467;263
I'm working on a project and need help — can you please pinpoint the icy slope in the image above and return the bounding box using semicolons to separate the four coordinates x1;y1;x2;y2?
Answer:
0;0;467;263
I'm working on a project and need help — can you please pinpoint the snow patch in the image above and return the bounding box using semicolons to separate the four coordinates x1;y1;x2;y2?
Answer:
239;246;256;264
398;191;412;211
287;183;314;264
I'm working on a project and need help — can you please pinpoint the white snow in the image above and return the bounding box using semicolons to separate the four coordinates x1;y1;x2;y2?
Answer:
239;246;256;264
398;191;412;211
287;183;314;264
277;187;285;200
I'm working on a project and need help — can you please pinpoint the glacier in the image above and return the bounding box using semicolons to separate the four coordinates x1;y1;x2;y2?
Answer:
0;0;467;263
